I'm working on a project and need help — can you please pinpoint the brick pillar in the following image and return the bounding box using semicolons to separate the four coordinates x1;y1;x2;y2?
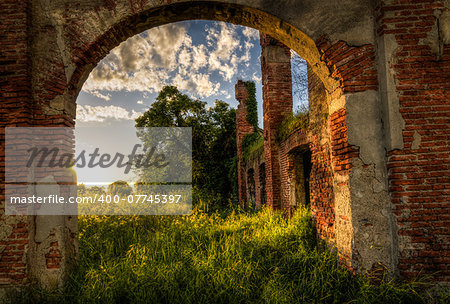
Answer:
260;33;293;209
235;80;254;205
0;0;33;288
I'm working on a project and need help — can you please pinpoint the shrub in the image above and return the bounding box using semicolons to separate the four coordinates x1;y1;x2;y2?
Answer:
241;132;264;162
244;81;258;131
277;107;309;143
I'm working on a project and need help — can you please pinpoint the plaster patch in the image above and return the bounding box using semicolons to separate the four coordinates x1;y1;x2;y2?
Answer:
411;131;422;150
419;10;444;60
440;10;450;44
377;34;405;151
329;93;345;114
345;90;385;168
349;158;394;272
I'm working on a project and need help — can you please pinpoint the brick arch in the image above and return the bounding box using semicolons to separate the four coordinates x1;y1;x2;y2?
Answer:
56;1;344;107
29;1;358;291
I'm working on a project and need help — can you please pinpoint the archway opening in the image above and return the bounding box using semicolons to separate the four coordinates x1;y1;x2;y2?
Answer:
74;16;317;211
26;2;347;295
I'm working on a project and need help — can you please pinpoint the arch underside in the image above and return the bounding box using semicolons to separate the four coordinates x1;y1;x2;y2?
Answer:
62;1;340;100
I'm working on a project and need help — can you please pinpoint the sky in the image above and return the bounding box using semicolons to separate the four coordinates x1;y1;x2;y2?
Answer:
76;21;263;126
75;20;307;185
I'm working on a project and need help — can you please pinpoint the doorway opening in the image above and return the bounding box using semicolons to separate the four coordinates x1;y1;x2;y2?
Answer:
288;148;312;207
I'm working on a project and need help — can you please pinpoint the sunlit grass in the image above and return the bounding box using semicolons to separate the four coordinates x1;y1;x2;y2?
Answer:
22;207;445;304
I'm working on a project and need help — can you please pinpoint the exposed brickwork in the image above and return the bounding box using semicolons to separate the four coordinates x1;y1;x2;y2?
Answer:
376;0;450;282
308;67;335;242
253;159;262;207
45;241;62;269
0;0;32;286
0;0;74;287
242;53;336;241
279;129;309;211
0;221;28;285
309;135;335;241
260;33;293;209
316;36;378;93
235;80;254;204
330;109;360;175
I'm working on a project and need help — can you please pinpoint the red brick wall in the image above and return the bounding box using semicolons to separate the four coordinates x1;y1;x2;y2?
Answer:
245;158;262;207
260;33;293;209
330;109;360;175
235;80;254;204
0;1;74;285
0;0;32;286
315;36;378;93
313;35;379;262
45;241;62;269
308;67;336;242
377;0;450;281
279;129;309;211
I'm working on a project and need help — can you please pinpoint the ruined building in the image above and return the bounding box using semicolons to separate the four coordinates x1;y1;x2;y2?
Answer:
0;0;449;294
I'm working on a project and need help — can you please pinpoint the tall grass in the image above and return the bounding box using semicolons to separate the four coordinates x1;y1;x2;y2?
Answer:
22;207;444;304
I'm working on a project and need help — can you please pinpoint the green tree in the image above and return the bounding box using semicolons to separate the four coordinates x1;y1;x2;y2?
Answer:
77;184;106;197
135;86;237;208
77;183;87;196
107;180;132;197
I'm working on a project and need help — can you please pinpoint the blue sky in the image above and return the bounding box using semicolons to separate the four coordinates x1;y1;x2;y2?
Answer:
77;21;263;127
75;20;306;184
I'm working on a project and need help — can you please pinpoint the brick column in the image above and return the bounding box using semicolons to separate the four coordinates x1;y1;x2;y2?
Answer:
235;80;254;205
0;0;33;287
260;33;293;209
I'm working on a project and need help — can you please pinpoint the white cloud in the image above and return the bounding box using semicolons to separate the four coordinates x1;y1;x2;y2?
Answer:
178;47;192;67
220;90;232;100
88;91;111;101
82;23;188;95
172;73;220;98
190;44;208;72
77;105;142;122
81;22;261;101
242;27;260;40
252;72;262;83
206;23;241;81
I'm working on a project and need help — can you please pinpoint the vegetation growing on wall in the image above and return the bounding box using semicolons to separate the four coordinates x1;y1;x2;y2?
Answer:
241;132;264;162
277;106;309;142
239;80;263;162
244;81;258;131
308;101;329;132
